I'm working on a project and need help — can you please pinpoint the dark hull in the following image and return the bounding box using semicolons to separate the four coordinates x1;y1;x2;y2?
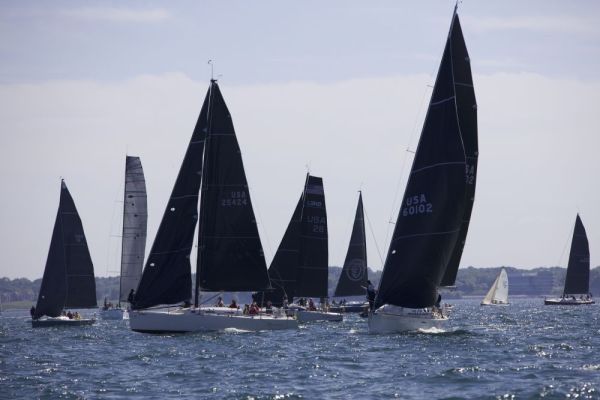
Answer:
544;299;595;306
31;318;95;328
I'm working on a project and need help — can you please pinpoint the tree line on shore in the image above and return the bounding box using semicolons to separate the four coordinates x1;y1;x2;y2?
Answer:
1;266;599;309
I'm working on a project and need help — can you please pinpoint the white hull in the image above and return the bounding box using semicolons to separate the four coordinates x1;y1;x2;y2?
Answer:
32;316;95;328
544;297;595;305
296;310;343;322
480;301;509;306
368;304;447;333
129;308;298;333
99;308;129;320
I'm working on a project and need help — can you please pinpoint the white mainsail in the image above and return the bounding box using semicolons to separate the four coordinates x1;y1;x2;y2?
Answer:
481;268;508;305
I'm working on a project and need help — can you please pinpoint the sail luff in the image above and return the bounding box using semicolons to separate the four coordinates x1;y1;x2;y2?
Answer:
563;215;590;295
119;156;147;302
334;192;368;297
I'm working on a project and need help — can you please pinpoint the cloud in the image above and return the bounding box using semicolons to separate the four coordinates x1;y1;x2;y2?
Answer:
465;16;599;35
61;7;170;23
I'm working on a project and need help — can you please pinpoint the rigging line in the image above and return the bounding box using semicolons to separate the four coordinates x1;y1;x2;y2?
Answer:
363;202;384;266
383;83;431;252
105;169;125;276
246;183;274;262
199;291;221;306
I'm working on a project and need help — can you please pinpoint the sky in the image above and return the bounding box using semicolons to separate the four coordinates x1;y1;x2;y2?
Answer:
1;0;599;280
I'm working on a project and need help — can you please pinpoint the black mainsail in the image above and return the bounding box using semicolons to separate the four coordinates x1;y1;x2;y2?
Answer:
134;80;270;310
295;175;328;298
262;174;328;305
374;9;472;310
440;11;478;287
334;192;368;297
563;214;590;296
34;180;97;318
196;82;270;297
133;88;209;309
119;156;147;303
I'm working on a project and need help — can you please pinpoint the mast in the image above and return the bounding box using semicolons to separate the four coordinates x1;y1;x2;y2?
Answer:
563;214;590;296
374;9;469;310
194;81;213;307
334;192;368;297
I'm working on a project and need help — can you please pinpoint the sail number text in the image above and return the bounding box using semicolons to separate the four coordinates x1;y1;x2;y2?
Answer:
221;191;248;207
402;194;432;217
305;215;326;233
465;164;475;185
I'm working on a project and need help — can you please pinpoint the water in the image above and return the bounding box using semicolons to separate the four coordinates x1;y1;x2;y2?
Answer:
1;298;599;399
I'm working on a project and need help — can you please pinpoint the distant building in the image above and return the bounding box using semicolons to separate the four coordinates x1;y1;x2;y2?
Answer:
508;270;555;295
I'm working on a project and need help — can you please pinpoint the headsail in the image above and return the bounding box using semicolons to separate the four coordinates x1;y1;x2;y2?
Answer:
133;87;209;309
440;11;479;287
334;192;368;297
196;81;270;295
563;214;590;295
262;195;303;306
375;10;469;309
119;156;147;302
35;180;97;318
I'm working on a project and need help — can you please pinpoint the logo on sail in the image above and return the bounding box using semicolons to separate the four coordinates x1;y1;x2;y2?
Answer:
345;258;365;282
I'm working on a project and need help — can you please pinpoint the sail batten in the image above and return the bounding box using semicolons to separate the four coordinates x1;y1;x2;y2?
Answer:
375;10;473;310
35;180;97;319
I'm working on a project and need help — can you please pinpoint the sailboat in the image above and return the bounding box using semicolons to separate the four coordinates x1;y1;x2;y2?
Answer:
31;180;97;327
481;268;509;306
545;215;595;305
260;174;342;322
101;156;147;320
129;80;297;332
330;192;369;313
369;6;478;333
